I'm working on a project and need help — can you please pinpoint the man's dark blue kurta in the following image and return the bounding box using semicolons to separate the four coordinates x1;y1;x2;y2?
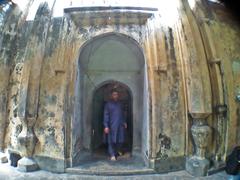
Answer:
103;100;125;145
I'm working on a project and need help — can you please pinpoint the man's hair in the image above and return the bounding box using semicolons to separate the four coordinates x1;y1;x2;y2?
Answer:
111;89;119;94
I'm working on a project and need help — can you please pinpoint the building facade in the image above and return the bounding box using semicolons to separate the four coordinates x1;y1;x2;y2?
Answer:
0;0;240;177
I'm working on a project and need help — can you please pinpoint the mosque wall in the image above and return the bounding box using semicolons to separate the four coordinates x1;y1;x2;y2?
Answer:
0;0;240;175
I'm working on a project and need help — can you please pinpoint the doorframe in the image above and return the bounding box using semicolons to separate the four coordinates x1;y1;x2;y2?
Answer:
69;32;149;168
90;80;133;153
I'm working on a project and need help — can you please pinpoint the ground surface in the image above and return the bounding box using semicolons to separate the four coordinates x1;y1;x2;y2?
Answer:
0;162;230;180
66;152;155;175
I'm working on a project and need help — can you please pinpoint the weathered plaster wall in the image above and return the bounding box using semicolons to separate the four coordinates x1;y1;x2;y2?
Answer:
0;0;240;174
186;0;240;163
208;2;240;151
143;16;187;172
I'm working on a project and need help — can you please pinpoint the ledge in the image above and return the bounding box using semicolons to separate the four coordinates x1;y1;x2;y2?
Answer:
64;6;158;26
64;6;158;13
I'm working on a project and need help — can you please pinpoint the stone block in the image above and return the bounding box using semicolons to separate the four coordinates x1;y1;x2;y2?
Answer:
17;157;39;172
186;157;210;177
0;153;8;163
34;155;65;173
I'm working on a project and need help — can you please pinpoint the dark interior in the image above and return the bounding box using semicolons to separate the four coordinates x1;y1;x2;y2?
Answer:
91;82;133;157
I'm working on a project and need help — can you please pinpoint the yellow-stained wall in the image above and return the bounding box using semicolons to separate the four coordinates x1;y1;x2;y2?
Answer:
0;0;240;173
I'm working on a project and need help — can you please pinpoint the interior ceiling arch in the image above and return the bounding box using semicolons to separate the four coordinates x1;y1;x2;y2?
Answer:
79;33;145;72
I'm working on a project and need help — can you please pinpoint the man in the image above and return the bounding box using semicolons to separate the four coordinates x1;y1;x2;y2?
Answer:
103;90;127;161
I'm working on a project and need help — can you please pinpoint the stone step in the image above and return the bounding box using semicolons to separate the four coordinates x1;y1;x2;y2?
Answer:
66;151;156;176
66;167;156;176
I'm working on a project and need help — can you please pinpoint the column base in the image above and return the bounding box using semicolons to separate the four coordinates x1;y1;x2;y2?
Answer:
17;157;39;172
186;156;210;177
0;152;8;163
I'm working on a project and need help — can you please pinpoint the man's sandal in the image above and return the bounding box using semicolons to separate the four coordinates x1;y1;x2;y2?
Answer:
110;156;116;161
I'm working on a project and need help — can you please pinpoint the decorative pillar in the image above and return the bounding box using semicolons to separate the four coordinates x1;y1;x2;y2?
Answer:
16;60;39;172
189;0;228;169
17;117;38;172
15;2;52;172
179;0;213;176
186;112;211;176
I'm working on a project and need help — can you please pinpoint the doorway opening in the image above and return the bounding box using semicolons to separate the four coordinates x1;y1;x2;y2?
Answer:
91;81;133;159
70;33;149;170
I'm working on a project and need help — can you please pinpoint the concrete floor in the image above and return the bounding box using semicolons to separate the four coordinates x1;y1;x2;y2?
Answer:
0;162;231;180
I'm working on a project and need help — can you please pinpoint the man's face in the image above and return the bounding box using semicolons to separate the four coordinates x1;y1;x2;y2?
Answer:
111;92;119;101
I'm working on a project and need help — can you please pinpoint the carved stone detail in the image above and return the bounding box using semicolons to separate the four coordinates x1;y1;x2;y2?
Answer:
17;116;38;172
191;119;211;158
186;113;211;176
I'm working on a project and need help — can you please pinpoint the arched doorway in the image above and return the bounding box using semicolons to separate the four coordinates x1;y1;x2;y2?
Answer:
91;81;133;158
71;32;149;167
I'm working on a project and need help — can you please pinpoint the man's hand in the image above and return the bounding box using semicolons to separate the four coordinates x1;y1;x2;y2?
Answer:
124;123;127;129
104;127;110;134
